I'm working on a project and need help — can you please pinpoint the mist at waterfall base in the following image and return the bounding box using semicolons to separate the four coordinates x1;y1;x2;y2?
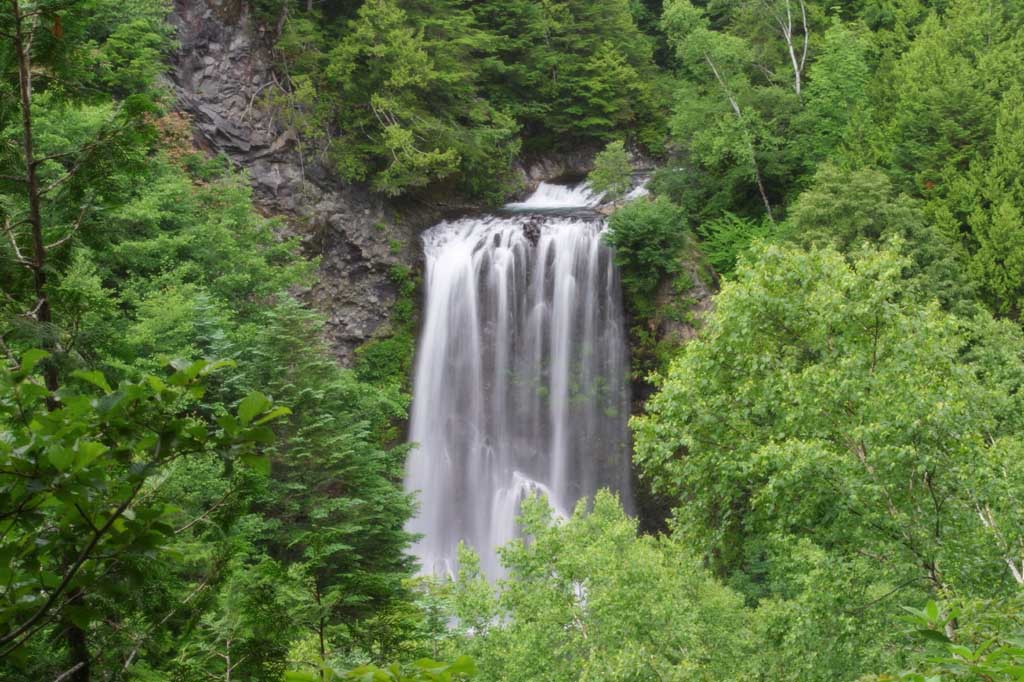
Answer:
405;182;635;578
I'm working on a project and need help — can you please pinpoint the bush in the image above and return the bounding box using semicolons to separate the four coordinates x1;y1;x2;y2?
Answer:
603;197;688;305
697;211;774;276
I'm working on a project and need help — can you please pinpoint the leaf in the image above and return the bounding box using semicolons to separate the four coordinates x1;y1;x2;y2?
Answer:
169;358;191;371
71;370;112;393
76;440;108;468
240;454;271;476
244;426;275;444
254;406;292;425
217;414;239;437
48;447;75;471
238;392;271;426
65;605;98;629
284;672;321;682
168;359;209;386
199;359;236;375
915;629;951;644
20;349;50;374
447;656;476;675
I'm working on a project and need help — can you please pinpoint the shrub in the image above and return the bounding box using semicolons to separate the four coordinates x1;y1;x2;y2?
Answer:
603;197;688;306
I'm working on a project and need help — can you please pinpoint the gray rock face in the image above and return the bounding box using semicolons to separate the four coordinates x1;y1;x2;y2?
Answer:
168;0;429;364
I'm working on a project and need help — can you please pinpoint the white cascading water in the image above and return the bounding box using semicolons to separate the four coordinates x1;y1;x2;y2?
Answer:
405;182;634;578
503;181;604;210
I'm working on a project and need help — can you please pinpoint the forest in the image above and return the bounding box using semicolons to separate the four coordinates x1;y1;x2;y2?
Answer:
2;0;1024;680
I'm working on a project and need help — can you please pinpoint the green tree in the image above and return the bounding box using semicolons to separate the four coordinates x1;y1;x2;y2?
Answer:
794;20;875;170
588;140;633;198
234;301;416;660
476;0;660;146
450;492;754;682
287;655;475;682
966;86;1024;318
783;163;972;309
324;0;519;198
696;211;773;276
660;0;787;221
0;353;287;678
634;243;1024;678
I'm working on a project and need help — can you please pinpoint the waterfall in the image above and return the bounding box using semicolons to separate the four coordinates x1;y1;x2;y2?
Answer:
503;181;604;210
405;182;634;578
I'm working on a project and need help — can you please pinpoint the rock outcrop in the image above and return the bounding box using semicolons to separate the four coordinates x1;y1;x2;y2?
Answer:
168;0;428;364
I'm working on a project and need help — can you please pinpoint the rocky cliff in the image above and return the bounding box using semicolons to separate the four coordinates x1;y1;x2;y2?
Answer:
168;0;431;364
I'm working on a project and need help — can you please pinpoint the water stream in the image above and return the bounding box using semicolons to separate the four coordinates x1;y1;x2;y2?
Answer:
405;182;634;577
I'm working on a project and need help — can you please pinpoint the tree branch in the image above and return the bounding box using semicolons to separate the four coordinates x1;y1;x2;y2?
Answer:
0;476;147;652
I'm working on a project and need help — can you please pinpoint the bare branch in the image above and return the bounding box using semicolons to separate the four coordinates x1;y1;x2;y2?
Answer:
44;205;89;251
175;488;235;534
0;477;147;653
2;216;30;264
799;0;809;74
52;662;86;682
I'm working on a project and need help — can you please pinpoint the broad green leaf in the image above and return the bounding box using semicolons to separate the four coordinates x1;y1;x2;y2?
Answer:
915;629;951;644
48;446;75;471
76;440;108;468
245;426;275;444
238;392;271;425
240;454;271;476
20;349;49;374
284;673;321;682
447;656;475;675
71;369;112;393
254;406;292;425
199;359;236;375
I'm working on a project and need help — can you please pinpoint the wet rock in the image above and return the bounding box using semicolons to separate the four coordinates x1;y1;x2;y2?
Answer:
522;217;542;245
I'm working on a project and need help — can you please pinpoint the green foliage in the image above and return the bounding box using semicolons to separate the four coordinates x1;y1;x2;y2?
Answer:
471;0;663;150
0;353;286;668
450;492;754;682
864;599;1024;681
697;211;773;276
794;20;874;171
603;197;688;313
287;655;475;682
322;0;520;198
965;86;1024;317
266;0;663;199
6;0;1024;678
782;163;973;310
634;242;1024;678
658;0;799;221
587;140;633;199
0;1;418;676
354;265;419;390
603;196;704;381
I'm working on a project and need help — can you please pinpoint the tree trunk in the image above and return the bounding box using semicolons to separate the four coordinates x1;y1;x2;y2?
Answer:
61;588;90;682
703;52;775;222
11;0;59;397
314;579;327;682
64;621;90;682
